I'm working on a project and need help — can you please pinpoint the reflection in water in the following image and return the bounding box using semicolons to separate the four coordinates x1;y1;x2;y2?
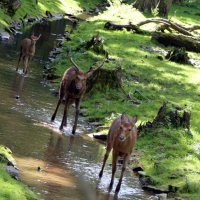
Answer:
14;73;26;99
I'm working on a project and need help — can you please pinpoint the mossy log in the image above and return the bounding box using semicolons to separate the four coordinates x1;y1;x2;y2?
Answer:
86;67;122;93
138;102;191;132
104;22;145;34
152;32;200;53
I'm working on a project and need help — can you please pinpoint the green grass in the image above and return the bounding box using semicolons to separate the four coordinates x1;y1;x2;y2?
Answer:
0;0;104;29
51;1;200;199
0;145;38;200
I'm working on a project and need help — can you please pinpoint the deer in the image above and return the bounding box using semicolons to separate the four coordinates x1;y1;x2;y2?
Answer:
16;33;41;74
99;113;138;194
51;56;106;134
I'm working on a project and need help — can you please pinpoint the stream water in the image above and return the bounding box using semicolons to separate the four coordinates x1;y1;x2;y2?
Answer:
0;19;155;200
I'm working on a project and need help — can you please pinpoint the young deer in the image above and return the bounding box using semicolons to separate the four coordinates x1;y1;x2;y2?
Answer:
99;113;138;194
16;33;41;74
51;57;106;134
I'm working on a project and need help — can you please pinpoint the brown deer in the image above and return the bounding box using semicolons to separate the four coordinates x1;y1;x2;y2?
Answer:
99;113;138;194
16;33;41;74
51;57;106;134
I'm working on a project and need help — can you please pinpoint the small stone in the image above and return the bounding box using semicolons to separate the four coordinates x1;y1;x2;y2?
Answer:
37;166;41;171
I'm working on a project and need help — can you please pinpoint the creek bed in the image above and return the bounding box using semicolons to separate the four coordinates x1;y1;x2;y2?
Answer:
0;19;154;200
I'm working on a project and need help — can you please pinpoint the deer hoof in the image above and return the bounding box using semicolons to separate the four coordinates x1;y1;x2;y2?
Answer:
108;182;113;192
51;117;55;122
99;171;103;178
115;184;121;193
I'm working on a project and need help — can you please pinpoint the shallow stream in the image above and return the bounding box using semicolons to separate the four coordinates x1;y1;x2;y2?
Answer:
0;19;155;200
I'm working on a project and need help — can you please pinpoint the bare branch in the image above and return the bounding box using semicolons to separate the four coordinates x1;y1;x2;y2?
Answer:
136;18;193;36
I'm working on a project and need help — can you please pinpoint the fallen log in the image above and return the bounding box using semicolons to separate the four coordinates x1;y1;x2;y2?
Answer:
104;22;146;34
152;32;200;53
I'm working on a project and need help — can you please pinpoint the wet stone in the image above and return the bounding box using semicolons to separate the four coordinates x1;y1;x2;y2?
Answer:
4;165;20;180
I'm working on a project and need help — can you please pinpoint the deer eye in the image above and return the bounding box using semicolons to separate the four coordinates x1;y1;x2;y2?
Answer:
120;126;123;130
129;128;132;131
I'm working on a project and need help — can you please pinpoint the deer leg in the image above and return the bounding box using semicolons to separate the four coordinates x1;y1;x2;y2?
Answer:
109;151;118;192
99;148;111;178
60;98;69;130
16;50;22;71
51;83;65;122
72;99;80;134
26;56;33;74
51;99;61;122
23;56;28;74
63;103;68;127
115;154;128;194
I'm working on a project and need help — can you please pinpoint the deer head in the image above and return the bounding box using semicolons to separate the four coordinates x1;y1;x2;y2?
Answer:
30;33;41;44
119;113;137;141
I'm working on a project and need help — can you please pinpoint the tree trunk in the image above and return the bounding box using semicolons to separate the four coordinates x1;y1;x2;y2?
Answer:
86;67;122;93
158;0;173;17
134;0;172;17
134;0;158;12
152;32;200;53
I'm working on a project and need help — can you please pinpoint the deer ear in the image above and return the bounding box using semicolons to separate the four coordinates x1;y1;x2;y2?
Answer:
132;116;137;125
86;70;94;78
121;113;127;123
37;34;42;40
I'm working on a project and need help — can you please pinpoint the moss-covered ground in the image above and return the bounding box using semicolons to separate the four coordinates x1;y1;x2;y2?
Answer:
51;1;200;199
0;145;38;200
0;0;103;29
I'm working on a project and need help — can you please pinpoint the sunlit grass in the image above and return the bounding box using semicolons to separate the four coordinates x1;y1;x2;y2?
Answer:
92;3;146;24
0;0;103;29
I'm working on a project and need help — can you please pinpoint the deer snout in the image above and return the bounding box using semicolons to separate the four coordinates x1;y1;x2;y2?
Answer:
119;133;126;142
76;83;82;90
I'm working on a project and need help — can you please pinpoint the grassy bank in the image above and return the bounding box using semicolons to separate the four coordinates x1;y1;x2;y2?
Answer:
0;0;103;29
0;145;38;200
51;1;200;199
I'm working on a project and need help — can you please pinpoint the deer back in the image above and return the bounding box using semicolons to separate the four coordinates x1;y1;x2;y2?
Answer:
21;34;41;56
21;38;34;55
107;114;137;154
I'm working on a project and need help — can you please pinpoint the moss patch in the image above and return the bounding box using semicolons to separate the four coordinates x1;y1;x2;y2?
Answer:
0;145;38;200
0;0;104;29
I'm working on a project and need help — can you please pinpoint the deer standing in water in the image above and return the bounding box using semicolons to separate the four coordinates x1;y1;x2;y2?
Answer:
51;57;106;134
16;33;41;74
99;113;138;194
